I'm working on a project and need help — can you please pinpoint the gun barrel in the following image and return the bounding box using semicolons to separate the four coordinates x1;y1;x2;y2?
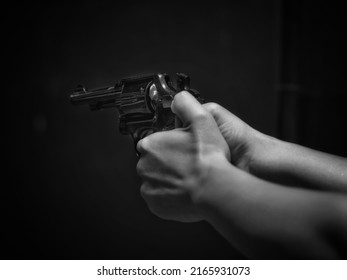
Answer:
70;85;123;109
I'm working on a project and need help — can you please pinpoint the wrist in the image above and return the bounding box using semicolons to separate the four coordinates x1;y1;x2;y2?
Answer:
189;155;242;218
235;126;278;171
247;130;293;184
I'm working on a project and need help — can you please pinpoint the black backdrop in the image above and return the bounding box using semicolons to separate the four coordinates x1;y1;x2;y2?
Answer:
4;0;345;259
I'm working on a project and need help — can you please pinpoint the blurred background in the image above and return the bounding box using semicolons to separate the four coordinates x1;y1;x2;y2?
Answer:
4;0;345;259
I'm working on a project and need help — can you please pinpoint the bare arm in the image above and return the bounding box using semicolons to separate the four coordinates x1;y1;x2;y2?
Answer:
204;103;347;193
249;135;347;192
137;92;347;259
194;157;347;259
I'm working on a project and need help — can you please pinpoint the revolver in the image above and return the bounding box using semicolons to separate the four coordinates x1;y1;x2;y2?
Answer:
70;73;203;145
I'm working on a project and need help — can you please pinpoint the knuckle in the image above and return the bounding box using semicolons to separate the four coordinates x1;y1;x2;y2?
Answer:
139;183;173;221
193;110;212;124
136;140;143;154
203;102;221;114
140;182;153;201
139;183;148;198
136;137;150;153
136;160;144;177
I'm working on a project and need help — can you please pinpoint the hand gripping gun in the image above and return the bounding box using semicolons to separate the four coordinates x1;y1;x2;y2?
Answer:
70;73;203;146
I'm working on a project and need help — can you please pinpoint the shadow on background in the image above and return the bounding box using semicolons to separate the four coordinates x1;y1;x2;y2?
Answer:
3;0;345;259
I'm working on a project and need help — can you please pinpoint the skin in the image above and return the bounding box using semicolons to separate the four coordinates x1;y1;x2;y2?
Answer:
136;91;347;259
204;102;347;193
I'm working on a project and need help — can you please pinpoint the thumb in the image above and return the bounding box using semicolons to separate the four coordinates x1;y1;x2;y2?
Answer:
171;91;207;126
203;102;247;130
203;103;235;126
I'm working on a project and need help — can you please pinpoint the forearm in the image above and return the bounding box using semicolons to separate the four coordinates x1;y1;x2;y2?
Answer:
193;158;347;259
204;102;347;192
248;131;347;193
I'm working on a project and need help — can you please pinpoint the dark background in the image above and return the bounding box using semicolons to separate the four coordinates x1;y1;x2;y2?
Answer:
4;0;346;259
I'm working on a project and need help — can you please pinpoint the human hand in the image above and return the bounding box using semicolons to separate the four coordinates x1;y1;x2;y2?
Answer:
136;91;231;222
203;103;347;193
202;103;266;172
